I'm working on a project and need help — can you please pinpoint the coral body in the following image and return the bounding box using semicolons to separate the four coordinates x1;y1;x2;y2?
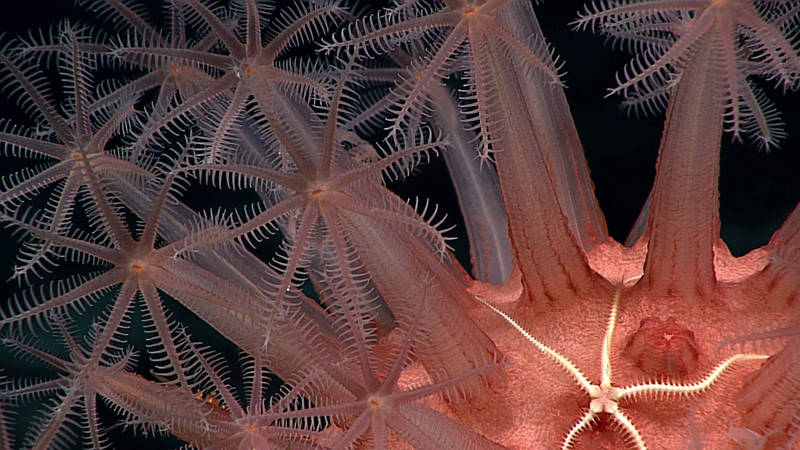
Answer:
0;1;798;449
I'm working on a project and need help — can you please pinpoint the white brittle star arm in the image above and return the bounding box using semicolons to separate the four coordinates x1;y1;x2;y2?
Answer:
562;406;647;450
475;296;594;393
562;409;597;449
618;353;769;400
601;286;622;386
611;409;647;450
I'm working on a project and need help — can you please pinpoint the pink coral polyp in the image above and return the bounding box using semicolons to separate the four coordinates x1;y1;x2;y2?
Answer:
624;316;701;378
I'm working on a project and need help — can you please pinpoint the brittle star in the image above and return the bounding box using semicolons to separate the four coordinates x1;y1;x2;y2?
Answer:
475;286;769;449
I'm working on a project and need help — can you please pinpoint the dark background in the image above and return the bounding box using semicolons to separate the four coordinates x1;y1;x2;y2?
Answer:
0;1;798;448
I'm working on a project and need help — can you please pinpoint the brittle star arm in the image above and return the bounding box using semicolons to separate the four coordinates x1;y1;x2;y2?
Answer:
564;406;646;450
601;286;622;387
474;296;594;393
617;353;770;400
610;409;646;450
563;410;597;449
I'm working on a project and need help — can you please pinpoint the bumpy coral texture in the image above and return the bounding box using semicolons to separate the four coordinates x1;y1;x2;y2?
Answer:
0;1;799;449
